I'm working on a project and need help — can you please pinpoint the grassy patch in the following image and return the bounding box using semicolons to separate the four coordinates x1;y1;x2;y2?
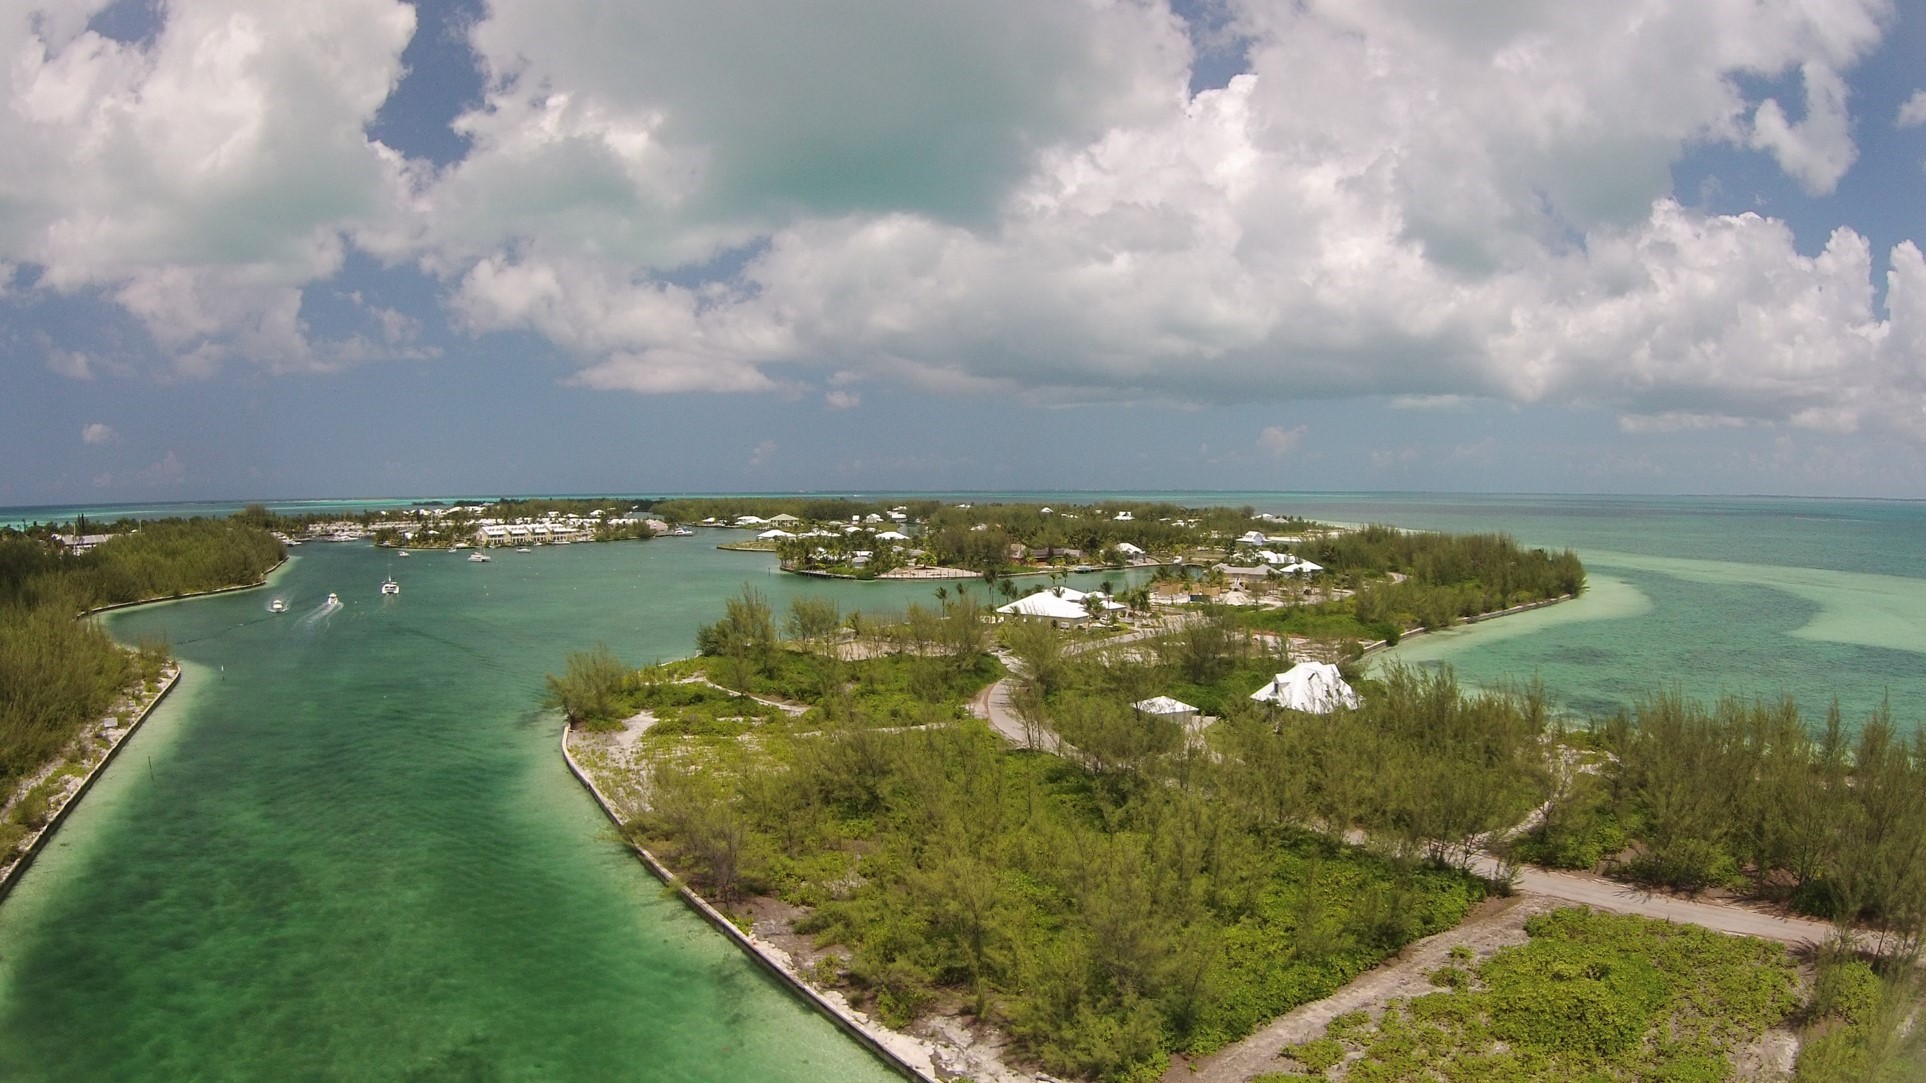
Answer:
1304;907;1801;1081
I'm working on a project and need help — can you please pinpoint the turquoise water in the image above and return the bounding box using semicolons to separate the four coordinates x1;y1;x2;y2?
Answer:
1230;494;1926;727
0;494;1918;1079
0;539;1100;1081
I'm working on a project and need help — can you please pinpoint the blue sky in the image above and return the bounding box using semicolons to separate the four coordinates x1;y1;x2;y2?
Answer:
3;0;1925;503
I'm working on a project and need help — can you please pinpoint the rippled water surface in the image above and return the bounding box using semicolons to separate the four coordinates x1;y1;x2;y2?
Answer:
0;539;1036;1082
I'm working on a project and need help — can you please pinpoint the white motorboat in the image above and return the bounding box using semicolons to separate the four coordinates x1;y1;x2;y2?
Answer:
468;551;491;562
269;598;287;613
516;546;532;553
397;550;411;557
381;577;400;596
326;592;340;606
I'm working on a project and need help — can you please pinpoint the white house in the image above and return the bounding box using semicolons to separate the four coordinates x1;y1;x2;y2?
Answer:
1238;530;1268;546
996;590;1090;626
757;528;796;540
1114;511;1134;521
874;530;911;542
1132;696;1198;724
1115;541;1146;557
1251;663;1359;713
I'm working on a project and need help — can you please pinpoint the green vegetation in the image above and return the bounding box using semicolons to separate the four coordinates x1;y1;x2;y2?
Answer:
1296;907;1803;1081
1509;694;1926;955
0;516;280;832
1794;951;1925;1082
1230;527;1585;645
590;595;1564;1082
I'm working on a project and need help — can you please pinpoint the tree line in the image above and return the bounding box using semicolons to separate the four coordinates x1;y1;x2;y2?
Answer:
0;518;282;793
1518;693;1926;960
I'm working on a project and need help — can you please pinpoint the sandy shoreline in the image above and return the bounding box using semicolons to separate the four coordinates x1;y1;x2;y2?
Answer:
0;667;180;904
0;554;290;903
560;723;976;1083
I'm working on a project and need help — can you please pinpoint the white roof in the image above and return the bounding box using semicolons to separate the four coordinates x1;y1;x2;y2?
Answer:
767;513;802;522
1239;531;1268;545
1251;662;1359;713
1279;558;1323;575
874;530;910;541
735;515;766;525
1115;542;1145;555
996;591;1089;620
757;529;795;540
1133;696;1197;716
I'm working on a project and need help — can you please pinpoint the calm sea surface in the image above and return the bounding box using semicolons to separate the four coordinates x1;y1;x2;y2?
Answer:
0;493;1919;1078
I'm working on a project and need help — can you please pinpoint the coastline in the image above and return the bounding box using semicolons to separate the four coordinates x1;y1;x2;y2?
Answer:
559;722;951;1083
82;553;291;617
1358;592;1574;656
554;594;1579;1083
0;667;180;904
0;553;289;902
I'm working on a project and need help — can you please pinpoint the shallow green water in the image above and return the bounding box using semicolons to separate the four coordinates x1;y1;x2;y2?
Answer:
0;539;1091;1082
1271;495;1926;727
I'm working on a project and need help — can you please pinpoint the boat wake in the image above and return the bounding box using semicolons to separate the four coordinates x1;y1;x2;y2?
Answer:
295;595;343;628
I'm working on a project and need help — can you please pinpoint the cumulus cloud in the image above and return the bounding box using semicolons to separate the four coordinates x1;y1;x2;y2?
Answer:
1257;425;1305;456
1899;90;1926;128
0;0;417;372
399;0;1925;439
7;0;1924;447
133;450;186;487
825;390;861;410
80;422;115;444
1749;63;1858;195
748;439;777;467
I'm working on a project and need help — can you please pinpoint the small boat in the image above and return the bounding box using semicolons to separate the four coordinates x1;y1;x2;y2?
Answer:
326;592;340;606
269;598;287;613
397;550;411;558
516;546;532;553
468;551;491;563
667;527;694;536
381;578;400;596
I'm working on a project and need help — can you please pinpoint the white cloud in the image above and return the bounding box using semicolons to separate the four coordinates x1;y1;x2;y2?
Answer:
0;0;417;371
1897;90;1926;128
133;450;186;487
80;422;114;444
1257;424;1305;456
825;390;861;410
748;439;777;467
404;0;1924;439
1749;63;1857;195
7;0;1922;449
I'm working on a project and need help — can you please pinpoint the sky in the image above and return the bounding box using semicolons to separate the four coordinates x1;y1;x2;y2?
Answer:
3;0;1926;503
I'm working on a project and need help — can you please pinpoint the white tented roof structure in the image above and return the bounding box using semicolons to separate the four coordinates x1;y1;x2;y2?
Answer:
1114;541;1145;556
996;591;1090;622
874;530;911;541
757;528;796;540
1251;662;1359;713
1132;696;1197;718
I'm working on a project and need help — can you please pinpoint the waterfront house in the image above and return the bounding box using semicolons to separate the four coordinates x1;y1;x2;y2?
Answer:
1251;663;1359;713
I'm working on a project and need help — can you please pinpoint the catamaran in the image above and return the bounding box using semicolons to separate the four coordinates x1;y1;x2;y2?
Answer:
381;577;400;596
